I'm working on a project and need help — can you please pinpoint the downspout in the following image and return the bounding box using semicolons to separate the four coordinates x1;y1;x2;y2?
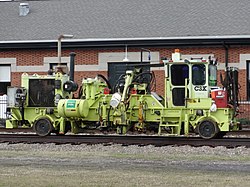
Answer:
222;43;229;91
223;43;229;69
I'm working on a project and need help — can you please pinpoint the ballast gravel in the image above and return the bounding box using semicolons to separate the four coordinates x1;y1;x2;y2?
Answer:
0;142;249;157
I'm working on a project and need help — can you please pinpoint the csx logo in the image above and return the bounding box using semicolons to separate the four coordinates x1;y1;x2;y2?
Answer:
194;86;207;91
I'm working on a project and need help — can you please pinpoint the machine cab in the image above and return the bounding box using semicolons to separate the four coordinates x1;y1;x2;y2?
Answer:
163;49;217;108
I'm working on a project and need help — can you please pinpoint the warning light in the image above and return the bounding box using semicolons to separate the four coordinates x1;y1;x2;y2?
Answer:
175;49;180;53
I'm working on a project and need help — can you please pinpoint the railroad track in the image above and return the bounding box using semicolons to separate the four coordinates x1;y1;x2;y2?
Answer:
0;127;250;135
0;133;249;148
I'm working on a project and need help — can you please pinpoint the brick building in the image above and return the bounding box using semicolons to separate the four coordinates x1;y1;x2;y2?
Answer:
1;0;250;102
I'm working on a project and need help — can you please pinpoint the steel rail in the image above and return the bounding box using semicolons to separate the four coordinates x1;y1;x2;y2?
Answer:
0;128;250;135
0;134;249;148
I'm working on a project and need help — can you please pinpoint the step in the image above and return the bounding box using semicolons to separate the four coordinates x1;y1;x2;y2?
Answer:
159;124;180;127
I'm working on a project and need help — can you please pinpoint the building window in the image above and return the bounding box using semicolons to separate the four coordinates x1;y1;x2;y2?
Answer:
0;65;11;95
49;63;68;74
49;63;67;70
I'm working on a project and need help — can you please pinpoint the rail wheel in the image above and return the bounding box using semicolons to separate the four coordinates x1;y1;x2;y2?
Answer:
198;120;218;139
33;118;53;136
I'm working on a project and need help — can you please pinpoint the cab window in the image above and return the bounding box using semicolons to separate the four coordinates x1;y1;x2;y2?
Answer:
171;64;189;86
192;64;205;85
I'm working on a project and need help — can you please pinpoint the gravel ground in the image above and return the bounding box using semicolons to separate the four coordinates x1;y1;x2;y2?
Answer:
0;143;249;186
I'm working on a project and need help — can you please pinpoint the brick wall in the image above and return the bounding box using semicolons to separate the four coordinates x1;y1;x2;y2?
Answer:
2;46;250;100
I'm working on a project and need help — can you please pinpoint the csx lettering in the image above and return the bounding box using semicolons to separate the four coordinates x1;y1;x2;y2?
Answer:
194;86;207;91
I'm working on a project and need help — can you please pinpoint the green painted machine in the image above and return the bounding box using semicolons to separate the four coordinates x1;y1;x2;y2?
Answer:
6;50;240;139
6;53;78;136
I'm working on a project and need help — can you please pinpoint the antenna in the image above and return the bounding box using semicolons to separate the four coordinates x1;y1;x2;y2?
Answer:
123;45;129;62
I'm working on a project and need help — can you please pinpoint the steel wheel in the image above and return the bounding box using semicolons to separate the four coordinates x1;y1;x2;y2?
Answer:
198;120;218;139
33;118;53;136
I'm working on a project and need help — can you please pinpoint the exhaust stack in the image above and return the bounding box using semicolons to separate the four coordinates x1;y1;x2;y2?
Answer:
69;52;76;81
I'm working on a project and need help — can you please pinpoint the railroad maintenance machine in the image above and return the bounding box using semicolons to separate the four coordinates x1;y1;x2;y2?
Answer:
6;49;240;139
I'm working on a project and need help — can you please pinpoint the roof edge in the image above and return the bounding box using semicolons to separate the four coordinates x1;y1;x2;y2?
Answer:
2;35;250;44
1;35;250;49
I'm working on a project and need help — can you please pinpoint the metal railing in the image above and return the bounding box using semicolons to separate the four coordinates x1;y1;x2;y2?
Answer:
0;95;7;125
0;95;7;119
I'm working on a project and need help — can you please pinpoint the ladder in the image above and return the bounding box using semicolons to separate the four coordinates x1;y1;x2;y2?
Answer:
158;110;182;135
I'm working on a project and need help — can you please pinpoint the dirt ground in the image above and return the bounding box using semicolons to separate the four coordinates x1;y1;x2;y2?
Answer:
0;143;249;187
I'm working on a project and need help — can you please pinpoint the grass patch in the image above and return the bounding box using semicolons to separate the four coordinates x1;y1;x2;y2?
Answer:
0;164;249;187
